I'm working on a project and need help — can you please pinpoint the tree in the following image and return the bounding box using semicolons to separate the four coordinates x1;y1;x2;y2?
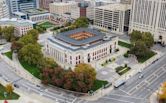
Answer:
27;29;39;40
130;30;142;44
130;40;149;58
5;84;14;95
43;57;57;68
75;63;96;81
18;34;37;46
73;17;89;28
158;82;166;103
11;41;24;52
130;30;154;48
2;26;15;42
18;43;44;66
142;32;154;48
74;63;97;92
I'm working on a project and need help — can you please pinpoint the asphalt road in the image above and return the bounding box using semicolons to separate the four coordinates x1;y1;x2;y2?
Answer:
0;59;77;103
86;53;166;103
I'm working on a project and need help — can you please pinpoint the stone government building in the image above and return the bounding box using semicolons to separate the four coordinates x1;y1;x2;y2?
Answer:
44;28;118;69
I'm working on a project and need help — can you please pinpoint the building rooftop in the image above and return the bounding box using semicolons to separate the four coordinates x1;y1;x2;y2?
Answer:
22;9;49;16
13;12;26;16
50;1;77;6
0;18;35;27
96;3;130;11
48;28;117;51
55;28;105;46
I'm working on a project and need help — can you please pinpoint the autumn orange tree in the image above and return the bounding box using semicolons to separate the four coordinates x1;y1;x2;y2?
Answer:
158;82;166;103
5;84;14;96
41;63;97;93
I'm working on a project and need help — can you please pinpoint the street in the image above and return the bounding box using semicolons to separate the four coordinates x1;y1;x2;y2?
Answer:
0;59;77;103
87;53;166;103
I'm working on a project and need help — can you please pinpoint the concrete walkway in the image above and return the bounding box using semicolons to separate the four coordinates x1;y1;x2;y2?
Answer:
12;53;41;85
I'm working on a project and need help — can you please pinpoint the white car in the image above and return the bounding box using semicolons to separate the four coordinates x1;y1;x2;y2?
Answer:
139;74;144;79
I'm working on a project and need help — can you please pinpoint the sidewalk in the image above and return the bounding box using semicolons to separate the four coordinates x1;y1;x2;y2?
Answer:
12;53;41;85
81;86;114;101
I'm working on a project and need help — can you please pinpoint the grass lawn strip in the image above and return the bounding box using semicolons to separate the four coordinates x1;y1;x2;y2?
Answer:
0;84;20;100
4;51;12;60
91;80;108;91
118;41;133;48
20;61;41;79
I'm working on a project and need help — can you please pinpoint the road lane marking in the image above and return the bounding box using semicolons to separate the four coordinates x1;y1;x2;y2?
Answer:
102;97;135;103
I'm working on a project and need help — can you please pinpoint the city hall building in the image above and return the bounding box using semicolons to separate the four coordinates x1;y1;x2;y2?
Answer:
44;28;118;69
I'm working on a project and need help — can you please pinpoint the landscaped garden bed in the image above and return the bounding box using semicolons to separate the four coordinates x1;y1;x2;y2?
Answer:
0;84;19;100
115;66;131;75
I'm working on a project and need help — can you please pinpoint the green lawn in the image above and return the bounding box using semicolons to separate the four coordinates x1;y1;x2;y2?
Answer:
118;41;133;48
137;51;156;63
91;80;108;91
0;84;20;100
115;66;131;75
20;61;41;79
38;21;55;29
4;51;12;60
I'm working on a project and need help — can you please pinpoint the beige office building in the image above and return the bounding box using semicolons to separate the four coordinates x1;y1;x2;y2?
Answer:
49;2;77;15
94;4;130;34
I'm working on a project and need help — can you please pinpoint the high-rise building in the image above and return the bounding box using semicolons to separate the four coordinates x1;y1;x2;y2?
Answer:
129;0;166;45
49;2;77;15
0;0;10;19
94;4;130;34
9;0;38;14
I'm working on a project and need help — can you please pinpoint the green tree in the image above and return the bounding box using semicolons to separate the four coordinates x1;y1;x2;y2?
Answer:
130;30;142;44
142;32;154;48
2;26;15;41
11;41;24;52
73;17;89;28
18;43;44;66
130;41;149;58
44;57;57;68
27;29;39;40
18;34;37;45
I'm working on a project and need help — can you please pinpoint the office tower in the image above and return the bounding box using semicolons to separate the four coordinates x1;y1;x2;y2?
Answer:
9;0;38;14
129;0;166;44
94;4;130;34
0;0;10;19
